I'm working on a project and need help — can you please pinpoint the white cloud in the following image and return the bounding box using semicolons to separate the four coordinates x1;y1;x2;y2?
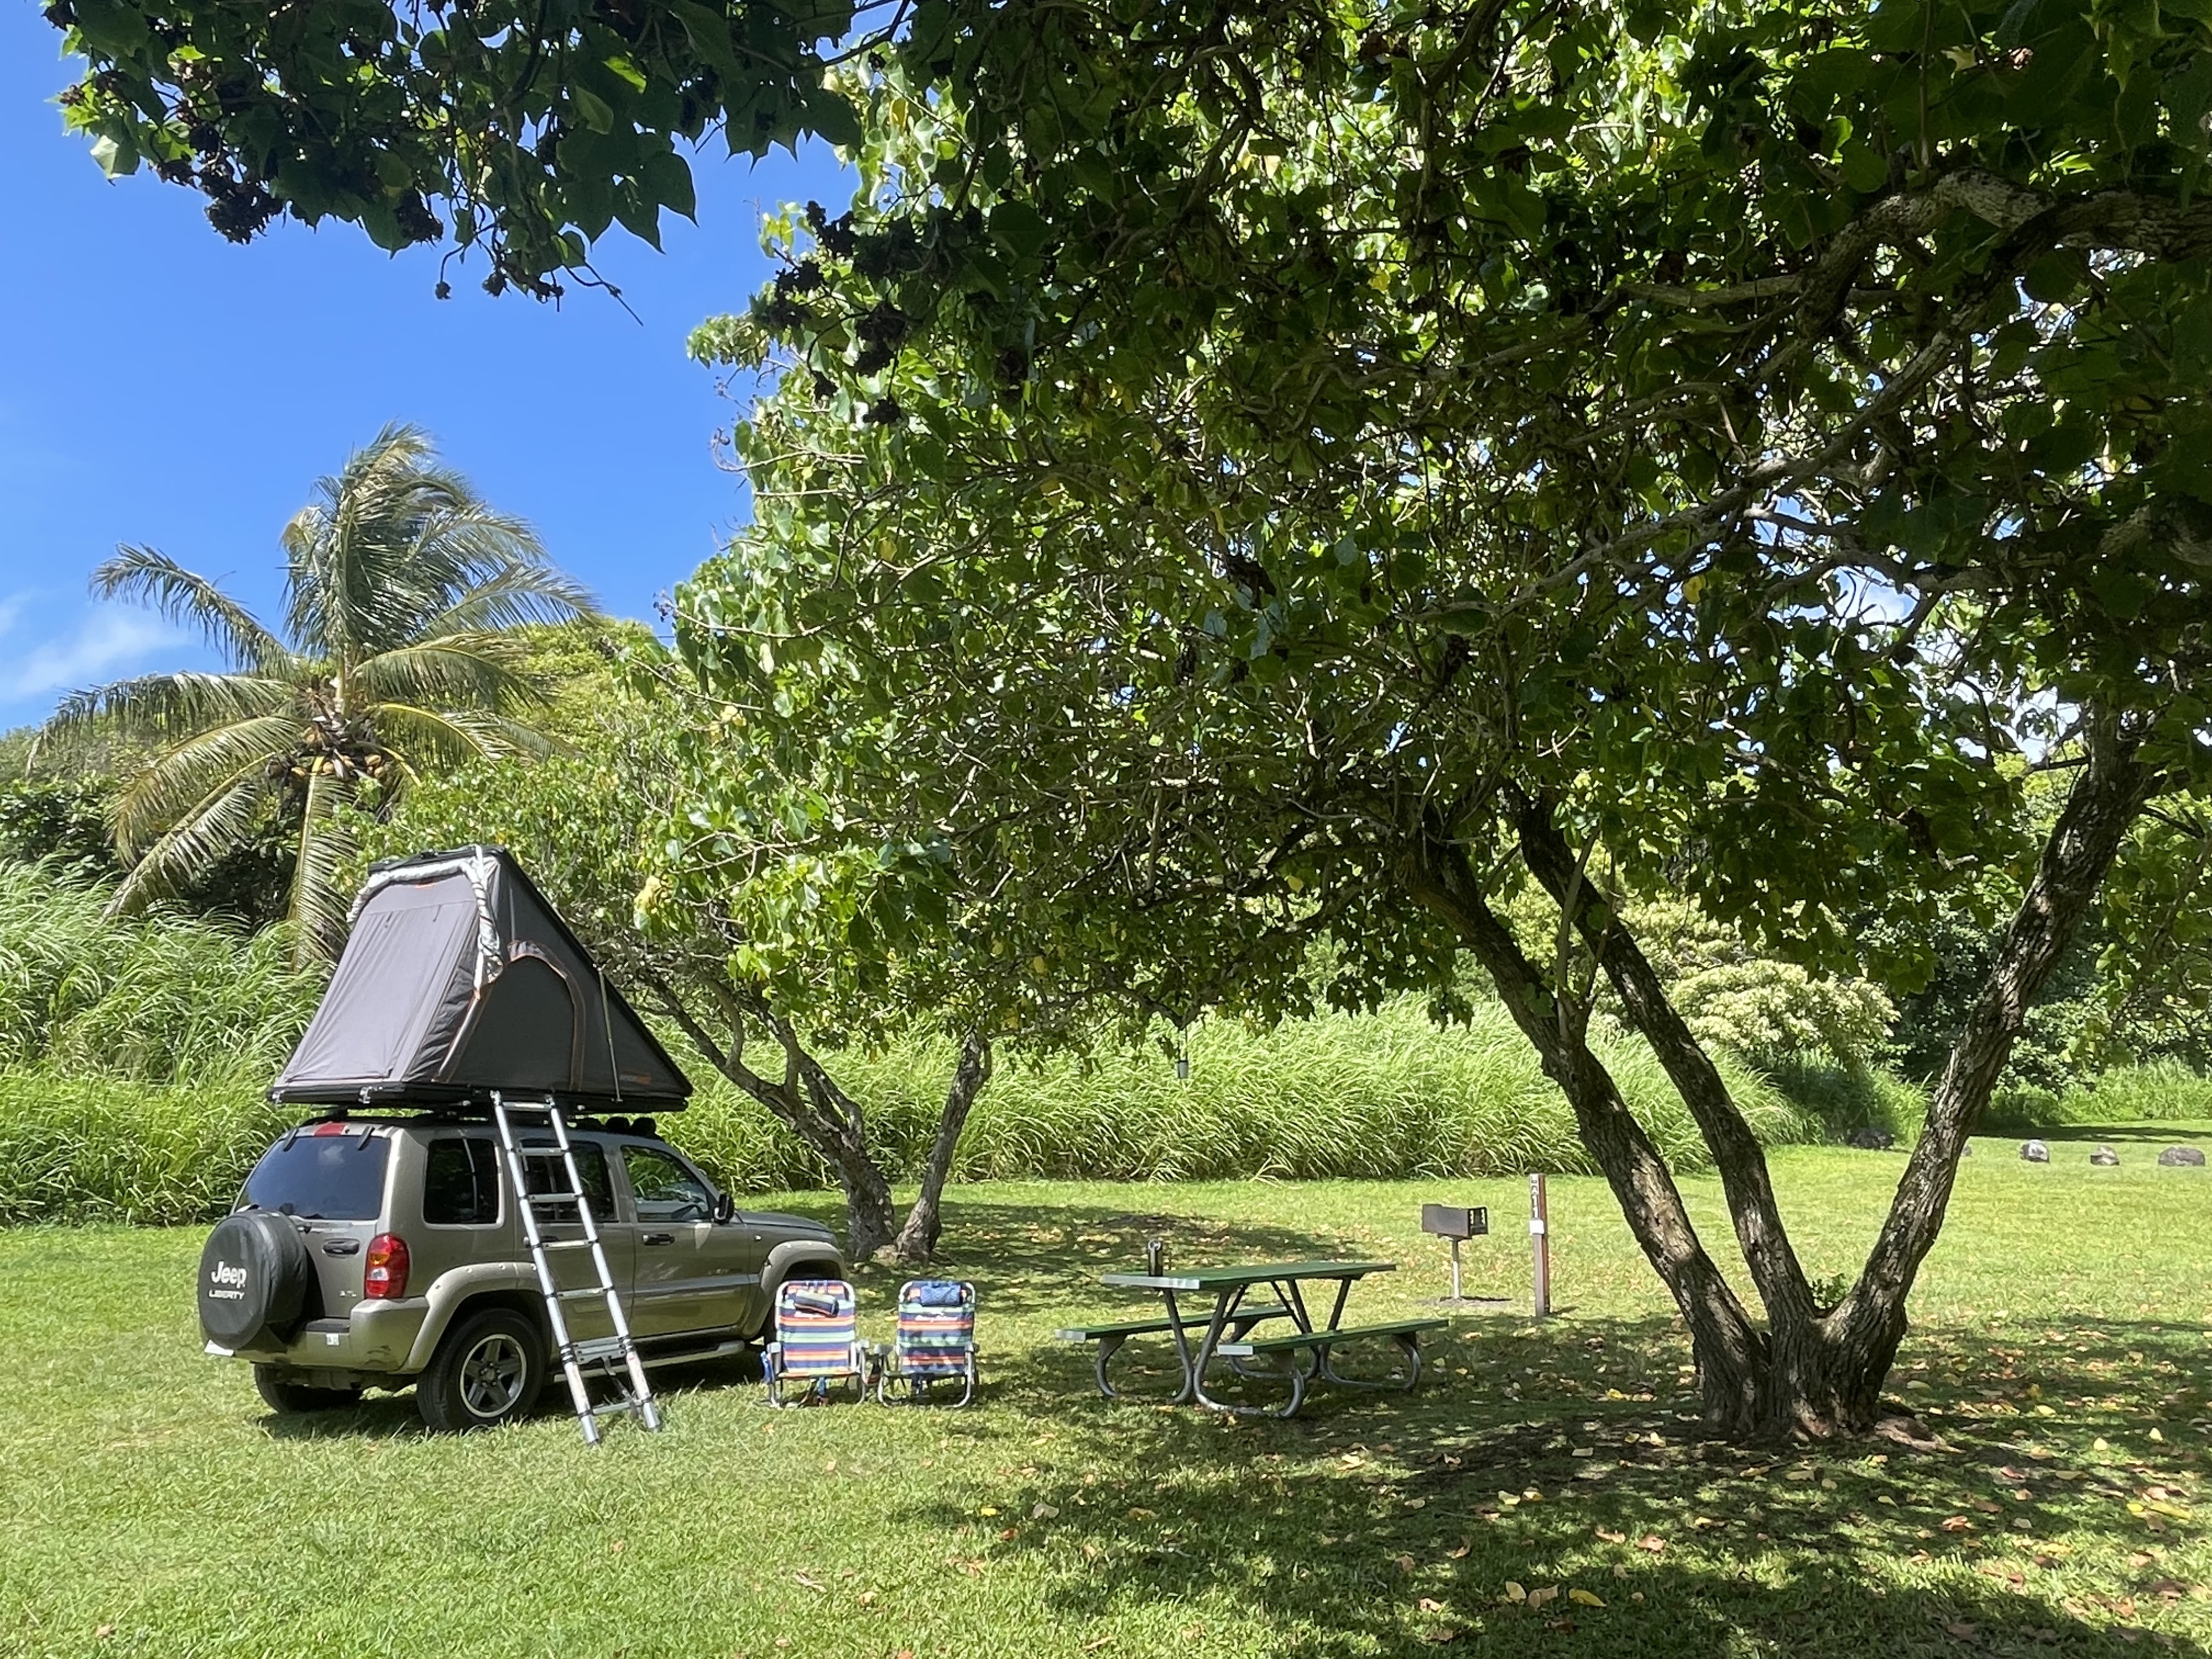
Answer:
0;607;184;705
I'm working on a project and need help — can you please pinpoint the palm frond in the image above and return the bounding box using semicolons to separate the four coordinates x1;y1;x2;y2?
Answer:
282;425;573;660
411;556;602;637
371;702;554;781
352;638;546;714
107;769;275;917
38;671;294;757
91;546;288;670
289;766;359;963
111;714;306;859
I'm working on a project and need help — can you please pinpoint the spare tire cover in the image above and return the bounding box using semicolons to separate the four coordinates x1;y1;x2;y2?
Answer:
199;1212;313;1348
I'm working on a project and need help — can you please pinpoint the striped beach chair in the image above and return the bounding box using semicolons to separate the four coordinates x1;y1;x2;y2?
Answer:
763;1279;870;1406
877;1279;978;1407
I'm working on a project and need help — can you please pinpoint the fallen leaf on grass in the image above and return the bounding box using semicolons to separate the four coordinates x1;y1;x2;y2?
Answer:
1419;1627;1460;1645
1126;1507;1156;1521
1396;1555;1418;1574
979;1506;1000;1517
1032;1503;1059;1520
1637;1535;1666;1554
1940;1516;1975;1533
1596;1527;1626;1543
1447;1541;1472;1560
1500;1582;1527;1604
1943;1618;1981;1642
794;1573;826;1593
1418;1597;1448;1614
1569;1588;1605;1608
1527;1585;1560;1610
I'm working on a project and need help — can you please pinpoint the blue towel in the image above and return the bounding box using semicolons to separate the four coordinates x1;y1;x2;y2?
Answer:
905;1279;969;1308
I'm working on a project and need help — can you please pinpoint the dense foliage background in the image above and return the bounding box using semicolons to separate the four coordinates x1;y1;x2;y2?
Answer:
2;624;2204;1224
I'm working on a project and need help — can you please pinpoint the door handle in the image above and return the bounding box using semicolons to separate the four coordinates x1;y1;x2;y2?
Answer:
641;1232;674;1246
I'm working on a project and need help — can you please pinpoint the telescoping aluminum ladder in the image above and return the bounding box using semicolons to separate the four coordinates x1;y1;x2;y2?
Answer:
491;1093;661;1444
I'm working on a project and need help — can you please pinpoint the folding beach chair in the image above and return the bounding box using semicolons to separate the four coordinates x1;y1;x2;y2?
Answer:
877;1279;978;1407
763;1279;870;1406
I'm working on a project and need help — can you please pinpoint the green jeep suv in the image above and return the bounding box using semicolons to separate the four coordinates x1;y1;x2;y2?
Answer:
197;1114;843;1431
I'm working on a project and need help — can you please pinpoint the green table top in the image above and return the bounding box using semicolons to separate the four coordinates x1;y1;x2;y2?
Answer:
1098;1260;1396;1293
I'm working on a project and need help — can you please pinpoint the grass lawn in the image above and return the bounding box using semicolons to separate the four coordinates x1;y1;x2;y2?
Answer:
4;1131;2211;1658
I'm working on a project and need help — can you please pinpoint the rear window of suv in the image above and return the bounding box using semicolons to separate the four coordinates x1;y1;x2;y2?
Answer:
241;1129;390;1220
423;1137;501;1225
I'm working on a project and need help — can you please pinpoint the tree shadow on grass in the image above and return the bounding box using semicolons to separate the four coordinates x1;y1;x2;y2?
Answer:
899;1313;2212;1657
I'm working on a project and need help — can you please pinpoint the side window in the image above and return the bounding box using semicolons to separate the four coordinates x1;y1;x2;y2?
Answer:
521;1140;613;1224
622;1145;713;1223
422;1138;500;1226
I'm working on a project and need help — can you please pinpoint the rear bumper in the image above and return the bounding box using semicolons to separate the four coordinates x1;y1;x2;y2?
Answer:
210;1297;430;1376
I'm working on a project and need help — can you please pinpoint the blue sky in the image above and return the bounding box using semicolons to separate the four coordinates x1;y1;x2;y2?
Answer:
0;11;851;732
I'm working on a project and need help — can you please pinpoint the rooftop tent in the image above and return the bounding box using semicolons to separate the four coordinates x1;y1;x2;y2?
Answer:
271;846;690;1110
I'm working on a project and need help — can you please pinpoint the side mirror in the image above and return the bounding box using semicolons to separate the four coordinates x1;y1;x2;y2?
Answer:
712;1191;735;1225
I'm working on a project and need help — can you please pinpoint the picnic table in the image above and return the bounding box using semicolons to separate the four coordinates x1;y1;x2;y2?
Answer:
1056;1260;1446;1417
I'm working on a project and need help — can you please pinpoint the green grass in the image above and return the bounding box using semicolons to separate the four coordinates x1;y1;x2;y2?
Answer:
5;1141;2212;1657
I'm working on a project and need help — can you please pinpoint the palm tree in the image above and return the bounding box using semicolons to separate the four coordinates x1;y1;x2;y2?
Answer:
40;424;601;959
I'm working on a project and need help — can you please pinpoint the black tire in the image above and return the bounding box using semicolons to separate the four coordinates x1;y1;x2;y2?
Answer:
416;1308;546;1433
252;1365;362;1415
199;1212;314;1349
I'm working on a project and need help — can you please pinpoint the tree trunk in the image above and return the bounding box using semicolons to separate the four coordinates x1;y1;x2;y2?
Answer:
1399;827;1772;1434
1823;719;2158;1410
1486;721;2154;1439
1512;789;1817;1327
889;1031;994;1265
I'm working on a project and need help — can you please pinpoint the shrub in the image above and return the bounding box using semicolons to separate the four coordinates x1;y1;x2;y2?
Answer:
0;1066;289;1225
0;862;319;1081
1985;1060;2212;1134
1762;1057;1928;1144
661;1000;1820;1195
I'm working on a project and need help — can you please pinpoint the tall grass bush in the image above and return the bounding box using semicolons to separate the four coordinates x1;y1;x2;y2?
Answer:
662;1001;1821;1195
1985;1058;2212;1134
0;862;319;1081
0;1065;290;1224
1760;1056;1929;1142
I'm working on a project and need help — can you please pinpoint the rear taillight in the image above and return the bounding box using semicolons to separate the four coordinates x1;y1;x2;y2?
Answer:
364;1233;410;1300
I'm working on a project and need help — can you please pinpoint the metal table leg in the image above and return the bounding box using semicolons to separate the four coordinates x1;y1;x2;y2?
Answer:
1191;1284;1306;1417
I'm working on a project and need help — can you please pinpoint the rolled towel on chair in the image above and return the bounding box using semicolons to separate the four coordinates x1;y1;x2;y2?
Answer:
785;1282;851;1316
905;1279;971;1308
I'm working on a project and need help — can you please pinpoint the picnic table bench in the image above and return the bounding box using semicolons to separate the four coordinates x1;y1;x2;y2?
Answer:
1057;1259;1447;1418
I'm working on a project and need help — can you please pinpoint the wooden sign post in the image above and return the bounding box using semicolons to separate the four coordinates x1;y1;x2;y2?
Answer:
1529;1173;1552;1317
